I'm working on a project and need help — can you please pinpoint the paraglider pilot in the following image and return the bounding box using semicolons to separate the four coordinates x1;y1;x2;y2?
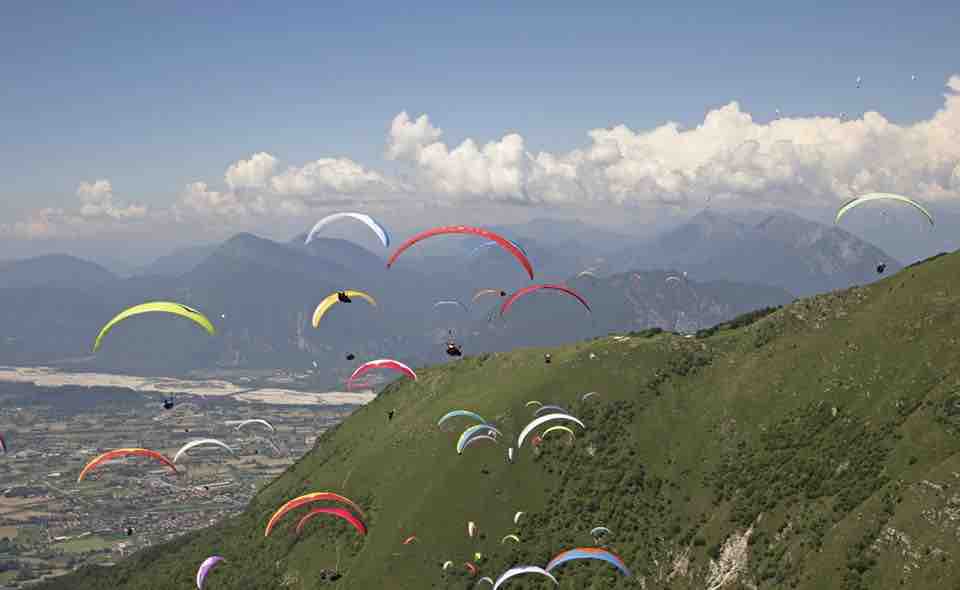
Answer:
387;409;395;422
876;263;886;275
162;397;175;410
544;353;552;364
445;329;462;357
337;291;352;303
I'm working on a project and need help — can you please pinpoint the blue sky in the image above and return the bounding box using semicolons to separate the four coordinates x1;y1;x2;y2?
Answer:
1;1;959;261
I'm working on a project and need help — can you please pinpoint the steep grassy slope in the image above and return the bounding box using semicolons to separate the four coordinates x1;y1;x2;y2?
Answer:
38;251;960;589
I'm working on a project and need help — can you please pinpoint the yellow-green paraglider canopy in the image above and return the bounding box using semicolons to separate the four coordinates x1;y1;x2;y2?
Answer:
311;290;377;328
93;301;216;352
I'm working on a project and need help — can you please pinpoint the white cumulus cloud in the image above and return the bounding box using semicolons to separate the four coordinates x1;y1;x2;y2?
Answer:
224;152;277;191
76;179;148;220
172;152;395;223
6;75;960;237
1;180;148;238
269;157;393;197
174;181;250;218
386;111;444;161
388;75;960;208
387;112;530;201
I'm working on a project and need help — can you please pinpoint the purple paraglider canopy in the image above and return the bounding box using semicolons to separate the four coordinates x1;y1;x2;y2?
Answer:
196;555;224;589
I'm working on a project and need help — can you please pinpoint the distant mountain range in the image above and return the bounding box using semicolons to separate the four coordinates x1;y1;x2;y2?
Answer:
615;209;899;296
0;210;898;381
0;254;117;290
133;243;220;277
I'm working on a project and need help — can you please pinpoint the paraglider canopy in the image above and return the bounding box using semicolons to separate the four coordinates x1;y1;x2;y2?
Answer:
457;424;503;455
305;212;390;248
545;547;632;577
835;193;934;226
264;491;365;537
472;288;507;303
173;439;234;463
196;556;225;590
312;290;377;328
93;301;216;352
437;410;487;428
493;566;558;590
231;418;275;433
388;225;535;280
434;299;469;313
348;359;417;390
78;448;178;482
500;284;591;317
590;526;613;538
295;507;367;536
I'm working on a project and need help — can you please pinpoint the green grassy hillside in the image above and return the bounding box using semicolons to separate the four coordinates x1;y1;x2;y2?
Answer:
38;251;960;589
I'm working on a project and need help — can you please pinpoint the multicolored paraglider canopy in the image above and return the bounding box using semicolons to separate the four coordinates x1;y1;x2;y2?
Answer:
545;547;632;577
517;414;586;450
265;492;364;537
437;410;487;428
347;359;417;390
457;424;502;454
295;507;367;536
78;448;178;482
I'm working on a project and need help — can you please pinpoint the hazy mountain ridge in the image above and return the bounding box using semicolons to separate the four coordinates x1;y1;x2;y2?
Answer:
0;254;117;290
133;243;220;277
620;209;899;296
0;212;898;380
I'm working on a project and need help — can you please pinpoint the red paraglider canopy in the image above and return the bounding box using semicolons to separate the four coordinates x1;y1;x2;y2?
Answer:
265;491;365;537
387;226;534;280
78;448;178;482
500;284;591;317
295;507;367;536
347;359;417;390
